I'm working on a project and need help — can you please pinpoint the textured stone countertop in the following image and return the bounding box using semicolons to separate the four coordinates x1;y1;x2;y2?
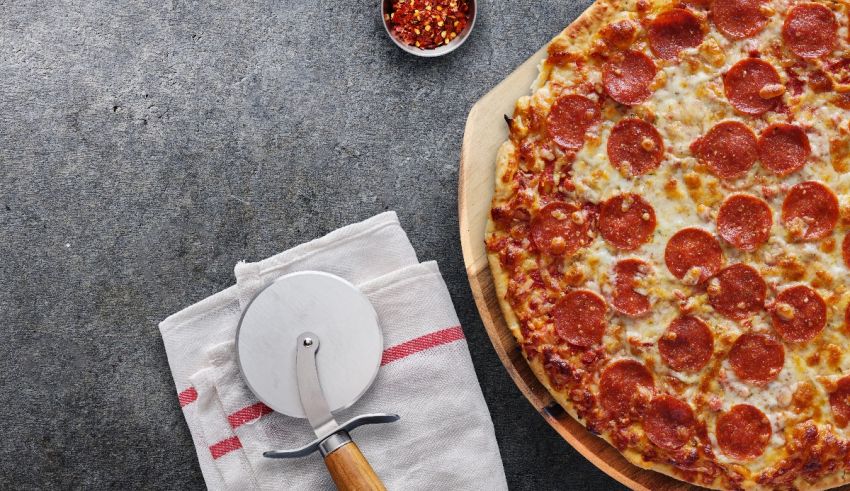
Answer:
0;0;624;488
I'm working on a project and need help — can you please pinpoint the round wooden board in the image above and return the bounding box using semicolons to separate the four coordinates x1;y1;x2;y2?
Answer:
457;43;698;491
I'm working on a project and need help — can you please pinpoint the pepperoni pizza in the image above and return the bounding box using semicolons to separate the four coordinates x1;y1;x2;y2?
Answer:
485;0;850;488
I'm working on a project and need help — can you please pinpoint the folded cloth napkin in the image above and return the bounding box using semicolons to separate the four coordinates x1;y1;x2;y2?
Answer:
159;212;507;490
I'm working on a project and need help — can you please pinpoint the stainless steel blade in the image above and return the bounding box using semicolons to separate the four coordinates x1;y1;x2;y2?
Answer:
295;332;339;439
236;271;383;419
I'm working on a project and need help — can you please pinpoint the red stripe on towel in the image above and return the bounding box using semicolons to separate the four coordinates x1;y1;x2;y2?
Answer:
210;436;242;459
178;387;198;407
228;402;273;429
380;326;465;366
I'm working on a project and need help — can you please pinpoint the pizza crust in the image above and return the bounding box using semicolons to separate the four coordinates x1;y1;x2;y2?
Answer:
487;89;732;491
485;0;850;489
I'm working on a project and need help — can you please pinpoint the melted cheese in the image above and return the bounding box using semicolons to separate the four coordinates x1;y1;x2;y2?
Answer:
489;0;850;488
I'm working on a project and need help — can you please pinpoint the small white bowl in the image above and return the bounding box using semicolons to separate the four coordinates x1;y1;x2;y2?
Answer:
381;0;477;58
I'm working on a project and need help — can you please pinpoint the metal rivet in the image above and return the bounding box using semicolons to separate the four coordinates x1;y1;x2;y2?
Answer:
303;337;313;347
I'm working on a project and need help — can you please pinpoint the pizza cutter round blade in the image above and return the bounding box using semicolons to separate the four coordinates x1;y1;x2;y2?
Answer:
236;271;383;418
235;271;399;491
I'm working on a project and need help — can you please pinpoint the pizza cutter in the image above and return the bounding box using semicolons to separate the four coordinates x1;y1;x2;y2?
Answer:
236;271;399;491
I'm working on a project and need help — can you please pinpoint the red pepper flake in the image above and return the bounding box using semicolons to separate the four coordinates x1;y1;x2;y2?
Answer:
386;0;470;50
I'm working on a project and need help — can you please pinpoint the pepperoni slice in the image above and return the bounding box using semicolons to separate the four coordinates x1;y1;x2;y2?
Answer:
690;121;757;179
664;228;723;284
707;264;766;321
547;95;601;151
658;315;714;372
781;181;838;241
552;290;607;348
603;50;657;105
771;285;827;343
649;8;705;60
599;194;657;250
843;233;850;269
758;124;810;176
717;194;772;252
711;0;769;40
644;395;696;450
716;405;771;460
612;259;652;317
782;3;837;59
728;333;785;385
530;202;592;256
723;59;782;115
599;359;655;414
829;376;850;428
607;118;664;177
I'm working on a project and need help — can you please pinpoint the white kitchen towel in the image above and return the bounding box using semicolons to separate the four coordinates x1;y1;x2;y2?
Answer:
159;212;507;490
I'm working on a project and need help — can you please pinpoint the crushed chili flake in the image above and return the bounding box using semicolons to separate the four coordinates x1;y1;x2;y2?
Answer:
386;0;470;50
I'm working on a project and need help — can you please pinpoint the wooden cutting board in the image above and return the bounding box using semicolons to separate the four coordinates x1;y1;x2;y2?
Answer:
457;42;697;491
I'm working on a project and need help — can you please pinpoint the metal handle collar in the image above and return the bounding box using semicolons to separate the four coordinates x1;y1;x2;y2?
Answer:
263;413;400;459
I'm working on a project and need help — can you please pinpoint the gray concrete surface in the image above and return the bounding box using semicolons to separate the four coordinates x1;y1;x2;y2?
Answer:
0;1;626;489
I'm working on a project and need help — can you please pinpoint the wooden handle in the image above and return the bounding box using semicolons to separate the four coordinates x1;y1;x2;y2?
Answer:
323;441;386;491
